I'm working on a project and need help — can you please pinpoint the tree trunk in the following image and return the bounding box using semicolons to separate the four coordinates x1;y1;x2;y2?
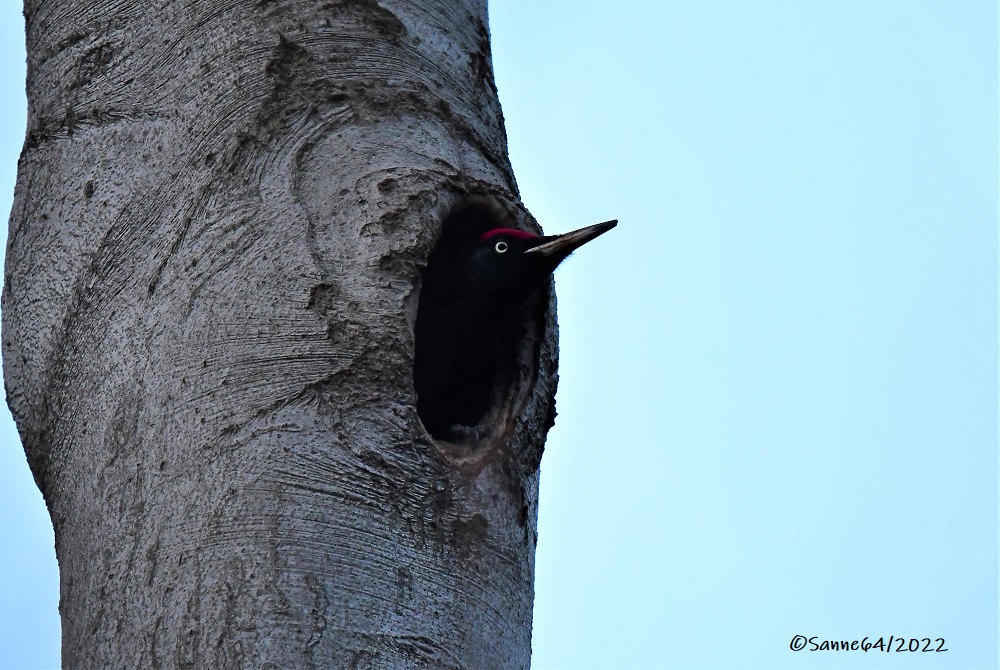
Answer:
3;1;556;667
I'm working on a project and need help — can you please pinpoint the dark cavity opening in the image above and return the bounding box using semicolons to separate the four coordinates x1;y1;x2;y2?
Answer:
414;202;540;445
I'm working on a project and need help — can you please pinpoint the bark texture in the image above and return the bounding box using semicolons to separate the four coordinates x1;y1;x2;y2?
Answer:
3;1;556;667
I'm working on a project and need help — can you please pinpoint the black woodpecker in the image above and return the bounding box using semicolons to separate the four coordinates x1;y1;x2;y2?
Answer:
414;218;617;442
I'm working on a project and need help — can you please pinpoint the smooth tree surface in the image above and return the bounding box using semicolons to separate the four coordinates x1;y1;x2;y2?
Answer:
3;1;555;667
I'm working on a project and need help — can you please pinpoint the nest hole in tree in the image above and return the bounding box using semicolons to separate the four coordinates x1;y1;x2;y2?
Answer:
413;201;544;449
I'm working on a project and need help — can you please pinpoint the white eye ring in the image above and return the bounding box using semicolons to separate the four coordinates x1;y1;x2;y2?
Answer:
494;241;509;253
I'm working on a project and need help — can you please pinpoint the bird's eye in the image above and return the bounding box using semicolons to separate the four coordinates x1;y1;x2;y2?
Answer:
494;241;509;254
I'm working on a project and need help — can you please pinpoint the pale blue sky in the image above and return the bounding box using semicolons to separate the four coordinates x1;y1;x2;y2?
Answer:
1;2;997;669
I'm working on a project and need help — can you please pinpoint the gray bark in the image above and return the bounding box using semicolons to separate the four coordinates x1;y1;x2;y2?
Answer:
3;1;556;667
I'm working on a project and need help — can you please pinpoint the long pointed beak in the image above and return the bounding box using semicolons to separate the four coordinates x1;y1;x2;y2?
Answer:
524;219;617;258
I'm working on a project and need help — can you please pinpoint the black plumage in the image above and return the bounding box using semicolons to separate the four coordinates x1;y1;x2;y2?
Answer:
414;215;616;441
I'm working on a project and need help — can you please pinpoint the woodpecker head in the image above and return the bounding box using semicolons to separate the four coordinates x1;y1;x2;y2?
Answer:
440;219;618;317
